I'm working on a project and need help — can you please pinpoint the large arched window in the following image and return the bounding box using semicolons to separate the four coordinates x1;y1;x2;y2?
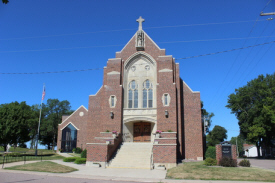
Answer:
61;124;77;152
128;80;138;108
143;80;153;108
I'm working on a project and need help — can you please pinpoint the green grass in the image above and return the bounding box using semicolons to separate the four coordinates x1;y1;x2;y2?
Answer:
5;161;77;173
0;153;64;164
166;161;275;182
68;153;81;157
0;146;55;154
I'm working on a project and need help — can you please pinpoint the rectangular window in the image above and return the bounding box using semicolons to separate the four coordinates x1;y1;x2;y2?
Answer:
111;96;115;107
128;90;132;108
164;94;168;106
134;90;138;108
143;89;147;108
148;89;153;108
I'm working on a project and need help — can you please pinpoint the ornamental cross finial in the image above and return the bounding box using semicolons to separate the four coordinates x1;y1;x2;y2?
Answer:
136;16;145;30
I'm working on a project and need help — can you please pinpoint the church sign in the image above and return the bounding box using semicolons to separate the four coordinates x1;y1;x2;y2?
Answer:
221;141;232;158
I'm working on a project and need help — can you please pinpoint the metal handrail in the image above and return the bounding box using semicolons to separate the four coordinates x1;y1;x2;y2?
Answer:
150;145;154;170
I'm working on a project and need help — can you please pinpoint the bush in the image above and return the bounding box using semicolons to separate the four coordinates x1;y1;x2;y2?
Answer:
81;149;87;158
63;157;79;162
75;147;82;154
74;158;86;164
5;152;22;157
239;159;251;167
204;157;217;166
72;148;76;152
205;146;216;159
219;157;237;167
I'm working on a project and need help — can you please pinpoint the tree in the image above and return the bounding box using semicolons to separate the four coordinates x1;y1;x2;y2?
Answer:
206;125;227;147
39;99;73;150
0;101;33;151
226;73;275;157
2;0;8;4
201;101;214;133
230;135;245;157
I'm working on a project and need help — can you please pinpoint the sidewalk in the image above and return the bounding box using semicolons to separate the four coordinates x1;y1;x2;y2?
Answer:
1;159;274;183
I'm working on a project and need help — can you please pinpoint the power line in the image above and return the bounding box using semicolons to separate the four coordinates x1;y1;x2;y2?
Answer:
175;40;275;60
0;20;267;41
1;40;274;75
1;36;275;53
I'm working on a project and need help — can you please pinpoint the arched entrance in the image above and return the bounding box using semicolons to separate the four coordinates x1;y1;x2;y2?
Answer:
133;122;151;142
61;124;77;152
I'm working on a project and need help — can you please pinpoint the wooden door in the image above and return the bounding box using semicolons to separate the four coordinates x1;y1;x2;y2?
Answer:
133;122;151;142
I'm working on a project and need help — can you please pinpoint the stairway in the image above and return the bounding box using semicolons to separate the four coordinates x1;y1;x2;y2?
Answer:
108;142;153;169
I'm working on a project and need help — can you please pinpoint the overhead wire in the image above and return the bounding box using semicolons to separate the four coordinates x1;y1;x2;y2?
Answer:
207;0;272;109
1;40;274;74
0;20;267;41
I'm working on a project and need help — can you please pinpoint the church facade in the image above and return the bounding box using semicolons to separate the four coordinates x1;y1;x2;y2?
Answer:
57;17;203;169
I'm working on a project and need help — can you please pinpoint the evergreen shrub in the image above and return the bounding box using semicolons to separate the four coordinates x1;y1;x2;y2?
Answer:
63;157;78;162
239;159;250;167
74;158;86;164
219;157;237;167
205;146;216;159
5;152;21;157
75;147;82;154
81;149;87;158
204;157;217;166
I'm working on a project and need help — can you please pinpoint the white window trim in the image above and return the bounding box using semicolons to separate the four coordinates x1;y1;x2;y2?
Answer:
109;95;117;108
162;93;171;106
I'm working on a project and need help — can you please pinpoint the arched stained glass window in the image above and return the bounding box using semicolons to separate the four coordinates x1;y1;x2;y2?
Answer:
143;80;153;108
128;80;138;108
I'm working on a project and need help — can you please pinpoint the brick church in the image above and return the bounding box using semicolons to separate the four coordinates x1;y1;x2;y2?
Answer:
57;17;203;169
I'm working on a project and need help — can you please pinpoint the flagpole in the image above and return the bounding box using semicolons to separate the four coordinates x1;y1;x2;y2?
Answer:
35;84;45;156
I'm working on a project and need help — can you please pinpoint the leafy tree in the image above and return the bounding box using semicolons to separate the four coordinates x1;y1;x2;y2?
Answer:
39;99;73;150
230;135;245;157
206;125;227;147
226;73;275;157
0;101;33;151
2;0;8;4
201;101;214;133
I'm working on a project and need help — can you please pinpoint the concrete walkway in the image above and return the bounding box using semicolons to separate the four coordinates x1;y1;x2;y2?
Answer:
57;152;74;157
1;159;274;183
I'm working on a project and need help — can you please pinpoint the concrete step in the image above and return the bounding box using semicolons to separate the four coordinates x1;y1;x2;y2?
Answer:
108;143;153;169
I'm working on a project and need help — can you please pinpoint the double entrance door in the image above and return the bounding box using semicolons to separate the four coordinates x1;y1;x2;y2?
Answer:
133;122;151;142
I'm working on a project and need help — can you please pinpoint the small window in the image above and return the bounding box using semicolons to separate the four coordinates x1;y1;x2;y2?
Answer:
164;94;168;106
111;96;115;107
162;93;170;106
109;95;117;108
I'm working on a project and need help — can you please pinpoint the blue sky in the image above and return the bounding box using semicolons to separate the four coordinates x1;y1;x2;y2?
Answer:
1;0;275;146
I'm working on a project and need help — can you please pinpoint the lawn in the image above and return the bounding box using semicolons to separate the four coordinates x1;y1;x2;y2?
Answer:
166;161;275;182
5;161;77;173
0;146;55;155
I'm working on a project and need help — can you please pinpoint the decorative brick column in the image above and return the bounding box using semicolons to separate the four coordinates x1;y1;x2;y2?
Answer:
153;132;177;169
216;143;237;165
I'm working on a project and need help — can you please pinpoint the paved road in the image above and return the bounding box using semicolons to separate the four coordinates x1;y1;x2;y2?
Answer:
0;172;139;183
238;158;275;171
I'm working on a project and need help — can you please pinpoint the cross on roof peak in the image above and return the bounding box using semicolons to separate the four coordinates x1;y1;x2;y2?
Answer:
136;16;145;31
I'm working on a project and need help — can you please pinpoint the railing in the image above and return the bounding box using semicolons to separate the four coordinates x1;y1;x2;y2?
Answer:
150;146;154;170
1;151;46;168
105;154;109;168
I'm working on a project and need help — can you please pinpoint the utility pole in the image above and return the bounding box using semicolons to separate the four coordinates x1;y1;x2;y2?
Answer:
260;11;275;16
236;137;239;157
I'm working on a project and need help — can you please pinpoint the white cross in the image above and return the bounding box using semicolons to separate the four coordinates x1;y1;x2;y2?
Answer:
136;16;145;30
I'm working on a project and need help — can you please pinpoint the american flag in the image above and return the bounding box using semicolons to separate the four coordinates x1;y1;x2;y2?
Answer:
42;85;46;100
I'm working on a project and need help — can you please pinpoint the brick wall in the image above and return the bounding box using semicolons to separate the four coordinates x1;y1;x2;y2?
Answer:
216;144;237;165
182;81;203;160
57;106;88;151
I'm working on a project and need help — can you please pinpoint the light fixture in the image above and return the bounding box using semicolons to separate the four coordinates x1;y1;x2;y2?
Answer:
165;110;169;118
110;111;114;119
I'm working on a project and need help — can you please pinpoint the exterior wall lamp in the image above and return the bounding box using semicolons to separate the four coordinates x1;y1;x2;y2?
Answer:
110;111;114;119
165;110;169;118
